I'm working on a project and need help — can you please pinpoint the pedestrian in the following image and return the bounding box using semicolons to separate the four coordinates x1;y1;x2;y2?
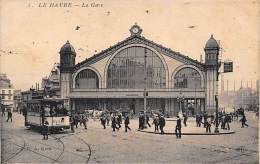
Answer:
124;115;131;132
224;114;231;130
42;119;49;140
221;115;226;129
101;116;106;129
159;115;165;134
139;114;144;130
73;113;79;128
146;115;151;127
2;107;5;116
195;114;199;127
111;116;119;132
106;113;110;126
175;115;182;139
183;113;188;127
203;112;208;128
153;115;159;133
82;114;88;129
70;117;75;133
117;115;122;129
240;114;249;128
198;114;203;127
6;108;12;122
205;117;211;133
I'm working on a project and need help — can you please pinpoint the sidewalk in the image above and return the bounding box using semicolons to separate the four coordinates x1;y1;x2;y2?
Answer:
139;117;235;135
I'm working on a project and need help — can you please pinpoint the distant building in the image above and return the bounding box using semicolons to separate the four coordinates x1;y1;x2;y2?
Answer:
41;63;60;97
0;74;14;109
13;89;22;112
234;87;259;110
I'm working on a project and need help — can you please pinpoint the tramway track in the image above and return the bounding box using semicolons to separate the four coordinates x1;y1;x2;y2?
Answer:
2;138;26;163
2;129;63;163
49;134;65;163
74;134;92;163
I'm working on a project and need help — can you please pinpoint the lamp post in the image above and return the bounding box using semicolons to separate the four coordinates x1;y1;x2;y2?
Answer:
143;47;148;128
177;92;185;117
214;65;220;133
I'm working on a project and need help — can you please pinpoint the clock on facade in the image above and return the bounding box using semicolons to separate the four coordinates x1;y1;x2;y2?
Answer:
130;24;142;36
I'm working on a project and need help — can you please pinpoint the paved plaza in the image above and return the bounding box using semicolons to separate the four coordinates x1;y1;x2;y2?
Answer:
1;112;259;163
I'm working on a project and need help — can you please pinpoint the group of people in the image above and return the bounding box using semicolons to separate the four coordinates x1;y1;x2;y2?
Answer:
139;114;166;134
2;107;13;122
70;112;89;132
99;113;131;132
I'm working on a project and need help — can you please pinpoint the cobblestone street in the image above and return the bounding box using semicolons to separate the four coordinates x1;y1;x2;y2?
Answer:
1;112;258;163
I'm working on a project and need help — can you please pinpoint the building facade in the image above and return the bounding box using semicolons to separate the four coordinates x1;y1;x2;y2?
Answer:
59;25;220;116
0;74;14;109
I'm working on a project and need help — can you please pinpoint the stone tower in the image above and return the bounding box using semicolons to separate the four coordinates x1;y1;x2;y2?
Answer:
59;40;76;99
204;35;220;114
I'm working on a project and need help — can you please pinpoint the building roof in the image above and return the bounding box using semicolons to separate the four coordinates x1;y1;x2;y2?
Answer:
74;34;205;71
59;40;76;55
205;35;219;49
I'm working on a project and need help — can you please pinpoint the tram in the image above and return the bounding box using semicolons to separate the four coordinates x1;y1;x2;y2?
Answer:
25;98;70;132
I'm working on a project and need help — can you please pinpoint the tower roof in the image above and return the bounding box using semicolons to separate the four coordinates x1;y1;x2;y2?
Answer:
205;35;219;49
59;40;76;55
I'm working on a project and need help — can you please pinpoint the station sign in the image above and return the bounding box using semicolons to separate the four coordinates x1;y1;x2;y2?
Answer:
223;61;233;73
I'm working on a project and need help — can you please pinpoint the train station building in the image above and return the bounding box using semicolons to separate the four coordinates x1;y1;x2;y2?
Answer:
59;25;220;116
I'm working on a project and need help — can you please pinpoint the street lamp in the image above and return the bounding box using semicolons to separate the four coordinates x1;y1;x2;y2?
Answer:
177;92;185;117
143;47;148;128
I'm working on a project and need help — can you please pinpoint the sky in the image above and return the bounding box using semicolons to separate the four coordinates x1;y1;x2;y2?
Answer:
0;0;259;91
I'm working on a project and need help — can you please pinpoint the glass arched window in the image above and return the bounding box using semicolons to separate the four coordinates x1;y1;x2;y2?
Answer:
174;68;201;89
107;46;166;89
75;69;99;88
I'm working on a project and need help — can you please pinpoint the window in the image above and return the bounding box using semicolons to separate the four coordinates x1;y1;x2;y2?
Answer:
2;95;5;99
8;96;11;100
2;90;5;94
75;69;99;89
8;90;11;94
107;46;166;89
174;68;201;89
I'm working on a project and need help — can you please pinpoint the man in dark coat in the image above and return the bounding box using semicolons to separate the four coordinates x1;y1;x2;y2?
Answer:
117;114;122;129
6;108;12;122
42;119;49;140
159;115;165;134
124;115;131;132
183;113;188;127
111;116;119;132
100;116;106;129
73;114;79;128
203;112;208;128
146;115;151;127
240;114;249;128
2;107;5;116
175;115;182;138
139;114;145;130
70;117;75;133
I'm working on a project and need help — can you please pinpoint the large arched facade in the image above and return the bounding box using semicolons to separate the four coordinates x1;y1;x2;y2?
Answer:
107;46;166;89
104;44;169;89
171;65;205;89
63;25;216;116
73;67;101;89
